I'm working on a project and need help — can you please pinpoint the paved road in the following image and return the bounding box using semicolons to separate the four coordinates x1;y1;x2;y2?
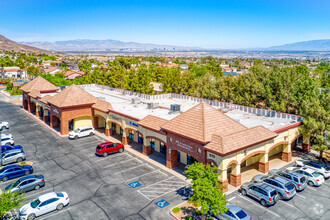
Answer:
0;100;189;220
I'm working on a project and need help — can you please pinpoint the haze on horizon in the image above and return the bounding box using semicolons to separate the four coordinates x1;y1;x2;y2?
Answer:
0;0;329;49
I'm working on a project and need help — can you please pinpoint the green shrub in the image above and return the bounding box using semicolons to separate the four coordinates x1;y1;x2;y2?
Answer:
172;207;181;213
195;210;202;216
185;216;194;220
9;87;23;95
207;218;214;220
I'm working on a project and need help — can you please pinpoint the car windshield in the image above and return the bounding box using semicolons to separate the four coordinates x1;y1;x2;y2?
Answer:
312;172;320;177
12;179;21;187
285;183;294;190
0;167;5;173
96;146;103;149
236;210;248;219
56;193;64;197
0;153;4;158
74;128;80;133
30;199;41;208
300;176;306;183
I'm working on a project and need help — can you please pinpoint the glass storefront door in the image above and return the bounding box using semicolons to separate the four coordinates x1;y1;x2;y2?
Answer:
111;123;116;133
150;139;155;150
187;154;196;165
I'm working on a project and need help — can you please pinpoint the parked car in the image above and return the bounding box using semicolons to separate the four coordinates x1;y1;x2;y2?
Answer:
252;174;296;200
95;142;125;157
19;192;70;220
0;149;26;166
0;164;33;182
286;167;325;186
240;182;279;207
268;169;307;191
1;145;23;153
0;122;9;130
4;175;45;193
68;126;94;139
295;159;330;179
1;134;14;146
213;203;250;220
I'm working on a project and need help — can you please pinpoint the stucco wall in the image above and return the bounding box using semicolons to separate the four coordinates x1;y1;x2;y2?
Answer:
74;116;93;130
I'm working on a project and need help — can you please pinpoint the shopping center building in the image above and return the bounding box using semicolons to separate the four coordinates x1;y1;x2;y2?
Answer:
21;77;306;191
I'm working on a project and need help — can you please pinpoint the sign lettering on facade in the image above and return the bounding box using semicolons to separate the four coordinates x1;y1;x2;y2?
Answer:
53;108;59;114
175;140;193;151
208;153;216;159
111;114;121;121
129;121;139;127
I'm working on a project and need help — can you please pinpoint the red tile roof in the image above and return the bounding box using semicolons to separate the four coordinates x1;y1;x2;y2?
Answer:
138;115;168;133
161;102;247;143
205;126;278;156
47;84;97;108
39;95;52;104
20;76;59;93
92;99;112;113
29;89;41;99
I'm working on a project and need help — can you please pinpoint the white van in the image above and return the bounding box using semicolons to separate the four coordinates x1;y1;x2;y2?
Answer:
68;126;95;139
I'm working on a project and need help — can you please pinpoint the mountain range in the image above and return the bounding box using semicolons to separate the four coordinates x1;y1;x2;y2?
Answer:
267;39;330;51
0;35;52;54
20;39;201;52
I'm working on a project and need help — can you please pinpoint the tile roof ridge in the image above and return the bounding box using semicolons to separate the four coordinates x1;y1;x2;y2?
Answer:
202;102;206;142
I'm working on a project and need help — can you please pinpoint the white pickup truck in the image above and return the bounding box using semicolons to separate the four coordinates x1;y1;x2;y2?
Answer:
0;122;9;131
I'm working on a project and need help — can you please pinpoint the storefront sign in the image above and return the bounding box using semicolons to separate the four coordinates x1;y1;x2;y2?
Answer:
129;121;139;127
208;153;216;159
175;140;193;151
53;108;59;114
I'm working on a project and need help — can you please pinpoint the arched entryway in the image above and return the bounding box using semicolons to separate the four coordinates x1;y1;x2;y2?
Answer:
50;115;61;132
30;102;36;115
93;114;107;135
23;100;28;110
226;161;241;187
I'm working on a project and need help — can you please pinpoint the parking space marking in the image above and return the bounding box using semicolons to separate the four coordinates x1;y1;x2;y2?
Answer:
228;196;236;201
157;170;168;176
126;170;159;182
114;163;148;175
103;157;138;169
279;200;294;208
237;195;280;218
296;194;306;199
38;207;71;220
24;188;54;200
139;176;176;188
307;187;317;191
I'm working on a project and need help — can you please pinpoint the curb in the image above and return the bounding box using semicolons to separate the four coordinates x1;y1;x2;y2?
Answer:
169;210;181;220
0;91;10;98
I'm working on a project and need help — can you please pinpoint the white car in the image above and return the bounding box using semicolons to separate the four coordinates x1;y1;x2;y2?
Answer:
1;134;14;146
295;159;330;179
68;125;94;139
19;192;69;220
0;122;9;130
286;167;325;186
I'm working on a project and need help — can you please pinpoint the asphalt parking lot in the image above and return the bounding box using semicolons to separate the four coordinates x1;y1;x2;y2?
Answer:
227;170;330;219
0;100;189;220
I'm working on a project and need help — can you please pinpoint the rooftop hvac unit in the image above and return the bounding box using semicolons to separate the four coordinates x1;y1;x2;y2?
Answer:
97;97;105;101
60;85;66;90
147;102;159;109
131;98;141;104
170;104;180;113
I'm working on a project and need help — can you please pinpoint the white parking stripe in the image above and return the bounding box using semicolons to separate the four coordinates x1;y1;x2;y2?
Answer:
103;157;139;169
296;194;306;199
113;164;147;175
126;170;159;182
138;176;175;190
307;187;317;191
237;195;280;217
228;196;236;201
157;171;168;176
279;200;294;208
24;188;54;199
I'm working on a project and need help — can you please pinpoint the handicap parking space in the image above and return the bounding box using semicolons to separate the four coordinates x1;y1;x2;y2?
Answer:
0;101;188;220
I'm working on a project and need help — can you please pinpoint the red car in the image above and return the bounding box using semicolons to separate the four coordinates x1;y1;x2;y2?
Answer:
96;142;125;157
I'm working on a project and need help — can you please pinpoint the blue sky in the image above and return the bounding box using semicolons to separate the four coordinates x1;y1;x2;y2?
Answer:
0;0;329;49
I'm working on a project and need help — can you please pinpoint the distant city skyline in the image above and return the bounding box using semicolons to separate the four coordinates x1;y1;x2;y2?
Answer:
0;0;329;49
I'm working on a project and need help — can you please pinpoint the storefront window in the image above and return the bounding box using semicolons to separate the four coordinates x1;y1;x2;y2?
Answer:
187;154;196;165
120;128;123;135
138;133;143;144
112;123;116;133
129;131;134;141
150;139;155;150
177;151;181;163
160;143;166;154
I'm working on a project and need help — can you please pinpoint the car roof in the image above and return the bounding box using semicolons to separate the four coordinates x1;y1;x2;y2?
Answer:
257;183;276;192
1;134;12;137
99;142;114;145
38;192;58;202
270;176;290;184
301;167;316;173
286;171;303;178
78;125;93;129
1;164;22;170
